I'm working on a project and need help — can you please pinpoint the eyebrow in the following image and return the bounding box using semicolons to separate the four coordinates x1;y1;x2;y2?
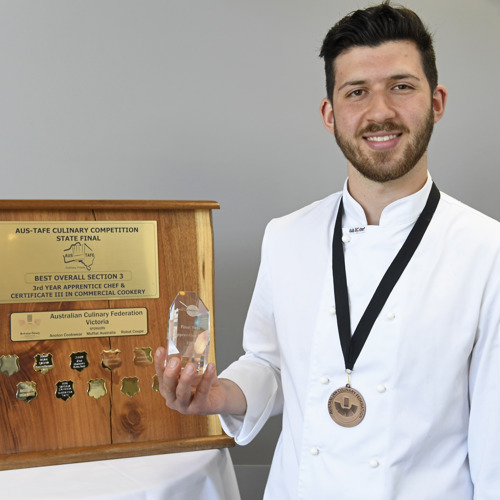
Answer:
337;73;421;92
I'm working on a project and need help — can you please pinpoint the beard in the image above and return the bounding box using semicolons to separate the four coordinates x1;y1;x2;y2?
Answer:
333;108;435;183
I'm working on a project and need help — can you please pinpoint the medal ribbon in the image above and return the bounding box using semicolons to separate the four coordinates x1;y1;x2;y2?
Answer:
332;182;440;371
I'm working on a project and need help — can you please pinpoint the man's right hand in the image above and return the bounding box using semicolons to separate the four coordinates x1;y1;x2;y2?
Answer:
154;347;247;416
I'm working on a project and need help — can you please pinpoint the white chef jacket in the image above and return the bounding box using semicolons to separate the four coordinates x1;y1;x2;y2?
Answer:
219;174;500;499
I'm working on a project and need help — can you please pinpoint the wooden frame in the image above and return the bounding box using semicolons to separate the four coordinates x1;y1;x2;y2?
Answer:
0;200;233;470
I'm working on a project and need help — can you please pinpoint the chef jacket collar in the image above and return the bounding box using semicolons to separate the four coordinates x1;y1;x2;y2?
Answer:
342;173;434;228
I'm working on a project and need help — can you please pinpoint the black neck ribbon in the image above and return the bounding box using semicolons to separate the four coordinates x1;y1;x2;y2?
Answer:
332;182;440;371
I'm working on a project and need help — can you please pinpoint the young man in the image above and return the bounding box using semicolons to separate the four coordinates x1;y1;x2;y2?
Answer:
155;3;500;498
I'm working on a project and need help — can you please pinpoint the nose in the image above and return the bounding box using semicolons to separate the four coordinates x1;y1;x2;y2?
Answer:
365;92;396;123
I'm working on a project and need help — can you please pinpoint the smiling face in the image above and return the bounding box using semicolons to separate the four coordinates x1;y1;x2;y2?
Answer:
321;41;446;185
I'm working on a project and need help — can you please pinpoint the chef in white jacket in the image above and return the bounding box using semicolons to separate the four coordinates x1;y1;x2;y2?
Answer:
155;3;500;498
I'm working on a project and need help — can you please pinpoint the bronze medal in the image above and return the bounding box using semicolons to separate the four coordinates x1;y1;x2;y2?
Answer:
328;386;366;427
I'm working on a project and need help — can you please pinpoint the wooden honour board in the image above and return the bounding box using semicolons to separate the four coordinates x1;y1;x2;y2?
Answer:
0;200;233;470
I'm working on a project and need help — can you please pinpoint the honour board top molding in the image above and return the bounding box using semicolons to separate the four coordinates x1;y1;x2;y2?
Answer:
0;200;220;211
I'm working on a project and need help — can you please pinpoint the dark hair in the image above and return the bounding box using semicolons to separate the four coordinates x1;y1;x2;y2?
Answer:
319;1;438;100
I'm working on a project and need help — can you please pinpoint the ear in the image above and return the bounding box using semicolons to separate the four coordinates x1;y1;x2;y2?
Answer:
432;84;448;124
320;97;335;134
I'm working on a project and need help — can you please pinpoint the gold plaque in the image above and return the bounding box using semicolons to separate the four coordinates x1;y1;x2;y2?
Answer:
88;379;107;399
11;307;148;342
0;221;158;304
328;387;366;427
16;381;38;403
101;349;122;370
0;355;20;376
121;377;140;398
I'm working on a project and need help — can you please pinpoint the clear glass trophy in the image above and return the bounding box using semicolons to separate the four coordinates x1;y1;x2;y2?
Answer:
167;291;210;373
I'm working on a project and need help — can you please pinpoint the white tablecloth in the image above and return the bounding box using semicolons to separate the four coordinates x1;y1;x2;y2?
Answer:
0;448;241;500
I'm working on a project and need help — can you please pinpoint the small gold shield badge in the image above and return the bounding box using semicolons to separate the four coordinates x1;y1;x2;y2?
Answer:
101;349;122;370
88;379;107;400
16;381;38;403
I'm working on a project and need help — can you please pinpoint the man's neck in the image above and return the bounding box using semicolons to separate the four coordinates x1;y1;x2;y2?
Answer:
346;161;428;225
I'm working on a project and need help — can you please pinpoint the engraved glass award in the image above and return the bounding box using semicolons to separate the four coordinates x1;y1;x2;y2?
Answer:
167;291;210;373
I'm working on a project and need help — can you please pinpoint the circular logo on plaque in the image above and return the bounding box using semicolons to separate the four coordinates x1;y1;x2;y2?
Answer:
328;386;366;427
186;305;200;317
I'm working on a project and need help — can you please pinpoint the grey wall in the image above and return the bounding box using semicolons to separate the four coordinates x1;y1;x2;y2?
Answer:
1;0;499;476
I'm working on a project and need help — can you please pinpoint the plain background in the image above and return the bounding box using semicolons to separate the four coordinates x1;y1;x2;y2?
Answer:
1;0;499;492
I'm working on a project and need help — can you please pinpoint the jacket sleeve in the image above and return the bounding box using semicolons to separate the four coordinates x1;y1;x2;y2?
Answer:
218;222;284;445
468;250;500;499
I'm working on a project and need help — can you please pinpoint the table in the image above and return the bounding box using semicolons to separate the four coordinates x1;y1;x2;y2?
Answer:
0;448;240;500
